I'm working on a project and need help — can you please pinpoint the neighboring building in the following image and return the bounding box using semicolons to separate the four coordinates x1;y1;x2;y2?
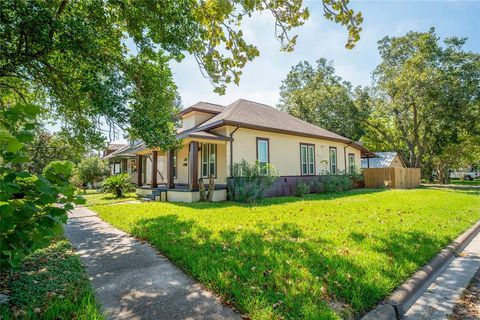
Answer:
361;151;406;169
102;142;140;184
133;99;373;202
102;143;125;158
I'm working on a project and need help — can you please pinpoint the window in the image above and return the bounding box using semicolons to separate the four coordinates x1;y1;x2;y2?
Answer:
256;138;269;174
202;144;216;177
300;144;315;175
348;153;355;174
329;147;337;174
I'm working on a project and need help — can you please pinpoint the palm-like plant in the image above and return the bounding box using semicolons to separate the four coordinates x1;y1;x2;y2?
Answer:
101;173;135;198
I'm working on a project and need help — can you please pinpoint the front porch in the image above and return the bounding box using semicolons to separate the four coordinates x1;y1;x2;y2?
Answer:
133;134;231;203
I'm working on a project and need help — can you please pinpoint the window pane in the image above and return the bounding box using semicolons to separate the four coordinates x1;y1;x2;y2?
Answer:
309;163;314;175
202;163;208;177
308;146;314;162
202;144;208;163
302;163;307;175
258;140;268;163
301;146;306;163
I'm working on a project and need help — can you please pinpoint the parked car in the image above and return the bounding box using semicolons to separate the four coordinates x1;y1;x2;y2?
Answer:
450;171;480;180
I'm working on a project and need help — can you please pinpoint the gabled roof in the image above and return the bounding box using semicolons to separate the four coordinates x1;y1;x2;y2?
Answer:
102;143;137;159
198;99;353;144
178;101;225;116
361;152;403;168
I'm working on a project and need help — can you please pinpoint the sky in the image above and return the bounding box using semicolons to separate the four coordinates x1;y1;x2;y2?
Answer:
109;0;479;143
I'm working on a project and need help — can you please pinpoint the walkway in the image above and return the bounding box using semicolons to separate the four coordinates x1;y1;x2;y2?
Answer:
64;206;240;320
403;232;480;319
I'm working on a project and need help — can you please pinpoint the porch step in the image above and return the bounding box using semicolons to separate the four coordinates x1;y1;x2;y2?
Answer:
140;196;154;202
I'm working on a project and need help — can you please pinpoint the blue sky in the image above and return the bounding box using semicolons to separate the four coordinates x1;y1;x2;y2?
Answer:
100;0;478;143
171;0;480;108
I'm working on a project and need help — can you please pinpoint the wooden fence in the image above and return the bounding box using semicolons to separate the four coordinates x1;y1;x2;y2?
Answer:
363;167;421;189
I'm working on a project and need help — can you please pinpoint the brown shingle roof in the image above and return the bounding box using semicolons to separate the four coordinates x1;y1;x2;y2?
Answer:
178;101;224;116
198;99;351;143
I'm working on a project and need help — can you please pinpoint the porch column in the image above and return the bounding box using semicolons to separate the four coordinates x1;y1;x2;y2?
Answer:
137;155;143;187
167;150;175;189
151;151;158;188
188;141;199;190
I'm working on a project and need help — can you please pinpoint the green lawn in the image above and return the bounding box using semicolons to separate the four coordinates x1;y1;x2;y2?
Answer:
78;189;139;207
450;179;480;186
0;237;104;320
92;189;480;319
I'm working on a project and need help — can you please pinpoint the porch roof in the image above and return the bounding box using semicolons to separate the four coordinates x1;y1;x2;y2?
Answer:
102;144;136;160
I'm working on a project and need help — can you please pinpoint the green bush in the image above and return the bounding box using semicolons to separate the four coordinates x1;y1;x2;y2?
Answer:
43;160;74;185
100;173;135;198
227;160;278;203
318;173;354;193
293;181;311;197
0;104;84;268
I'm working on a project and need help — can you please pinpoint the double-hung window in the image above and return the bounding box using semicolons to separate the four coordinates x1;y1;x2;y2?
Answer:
329;147;337;174
300;144;315;175
201;144;216;178
256;138;269;175
348;153;355;174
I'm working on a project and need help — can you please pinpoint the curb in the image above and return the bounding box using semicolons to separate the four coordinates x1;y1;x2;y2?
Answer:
361;219;480;320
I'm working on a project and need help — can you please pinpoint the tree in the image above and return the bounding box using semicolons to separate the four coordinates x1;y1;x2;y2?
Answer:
278;59;366;140
76;157;109;189
25;129;85;174
1;0;362;150
362;29;479;173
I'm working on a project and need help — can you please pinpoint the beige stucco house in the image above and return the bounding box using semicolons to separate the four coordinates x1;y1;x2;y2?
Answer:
132;99;372;202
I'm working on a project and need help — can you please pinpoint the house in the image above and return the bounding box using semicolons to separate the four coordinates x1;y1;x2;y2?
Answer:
132;99;373;202
361;152;406;169
101;142;140;184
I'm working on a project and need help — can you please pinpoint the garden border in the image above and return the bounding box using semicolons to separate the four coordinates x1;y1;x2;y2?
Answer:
361;219;480;320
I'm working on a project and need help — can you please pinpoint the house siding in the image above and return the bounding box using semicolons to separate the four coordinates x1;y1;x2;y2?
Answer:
229;127;361;175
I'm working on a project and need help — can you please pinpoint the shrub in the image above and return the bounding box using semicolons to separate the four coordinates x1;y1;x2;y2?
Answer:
319;173;354;193
101;173;135;198
293;181;311;197
77;156;109;189
1;104;84;268
227;160;278;203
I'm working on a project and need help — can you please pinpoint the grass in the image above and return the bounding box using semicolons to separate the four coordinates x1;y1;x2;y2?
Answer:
91;188;480;319
0;237;104;320
450;179;480;186
77;189;139;207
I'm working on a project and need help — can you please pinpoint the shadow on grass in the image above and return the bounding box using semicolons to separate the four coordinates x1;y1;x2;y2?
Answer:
130;212;446;319
168;188;387;211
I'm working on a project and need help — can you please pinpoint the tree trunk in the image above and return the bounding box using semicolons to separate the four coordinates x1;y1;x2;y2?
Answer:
207;175;215;202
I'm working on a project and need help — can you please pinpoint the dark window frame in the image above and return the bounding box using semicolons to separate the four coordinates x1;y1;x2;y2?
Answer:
348;153;355;174
256;137;270;175
329;146;338;174
200;143;217;178
299;143;316;176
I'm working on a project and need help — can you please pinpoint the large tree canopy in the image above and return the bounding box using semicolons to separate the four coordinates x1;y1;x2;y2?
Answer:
278;58;366;140
0;0;362;150
363;28;480;171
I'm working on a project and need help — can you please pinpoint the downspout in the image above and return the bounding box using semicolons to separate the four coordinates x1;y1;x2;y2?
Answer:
229;126;240;176
344;142;354;173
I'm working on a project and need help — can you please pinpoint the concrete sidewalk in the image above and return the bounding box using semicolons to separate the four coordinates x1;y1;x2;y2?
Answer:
403;232;480;319
64;206;240;320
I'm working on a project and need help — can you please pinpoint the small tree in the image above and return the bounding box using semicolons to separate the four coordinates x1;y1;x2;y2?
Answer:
76;157;108;189
101;173;135;198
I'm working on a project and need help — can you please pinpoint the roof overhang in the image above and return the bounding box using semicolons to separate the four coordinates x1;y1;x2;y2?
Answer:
198;120;374;155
